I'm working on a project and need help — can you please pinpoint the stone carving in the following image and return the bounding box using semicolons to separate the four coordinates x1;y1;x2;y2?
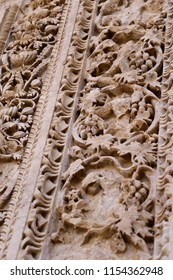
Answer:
50;0;165;259
1;0;173;260
154;0;173;260
0;0;66;257
0;0;64;162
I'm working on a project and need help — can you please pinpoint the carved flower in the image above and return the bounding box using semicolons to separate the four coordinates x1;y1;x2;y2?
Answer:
18;34;34;46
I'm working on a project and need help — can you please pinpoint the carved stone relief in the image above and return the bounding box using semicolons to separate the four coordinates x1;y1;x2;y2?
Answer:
154;0;173;260
0;0;66;258
0;0;173;260
49;0;165;260
1;0;65;161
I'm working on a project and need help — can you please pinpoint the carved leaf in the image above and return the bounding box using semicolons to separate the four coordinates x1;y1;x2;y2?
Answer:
87;134;114;152
115;205;139;236
133;210;154;238
80;88;101;110
118;140;157;164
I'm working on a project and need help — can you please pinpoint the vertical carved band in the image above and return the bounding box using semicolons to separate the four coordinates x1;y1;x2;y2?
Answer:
50;0;165;260
0;0;69;259
154;0;173;260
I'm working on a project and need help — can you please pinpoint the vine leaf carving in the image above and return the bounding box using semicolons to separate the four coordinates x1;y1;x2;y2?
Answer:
86;134;114;153
118;140;157;165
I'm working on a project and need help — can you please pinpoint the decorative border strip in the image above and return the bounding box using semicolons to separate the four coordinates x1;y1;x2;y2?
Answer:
154;0;173;259
0;0;72;259
18;0;96;260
